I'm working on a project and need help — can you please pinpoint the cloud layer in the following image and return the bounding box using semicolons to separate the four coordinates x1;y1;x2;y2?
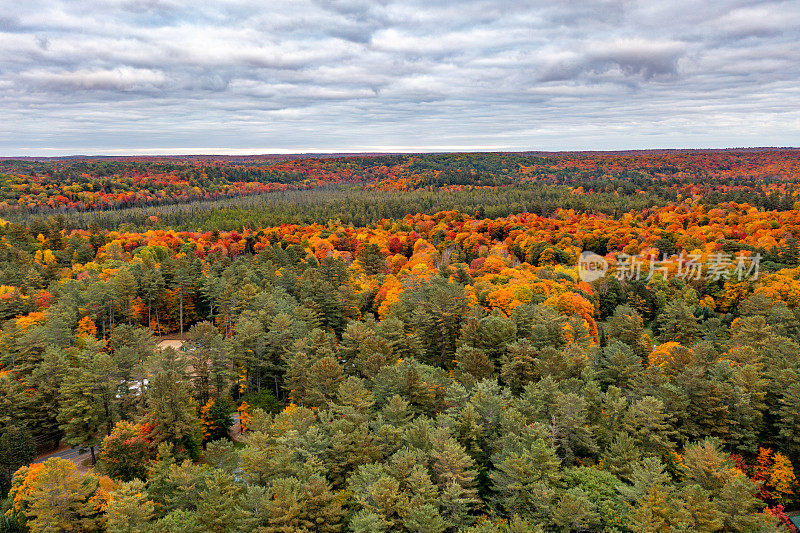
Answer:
0;0;798;155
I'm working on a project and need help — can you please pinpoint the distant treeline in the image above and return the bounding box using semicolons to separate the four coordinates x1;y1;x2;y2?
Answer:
3;149;800;217
15;185;666;232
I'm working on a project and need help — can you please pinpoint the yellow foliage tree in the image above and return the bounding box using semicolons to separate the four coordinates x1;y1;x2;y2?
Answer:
77;316;97;338
544;291;598;340
200;398;215;441
768;452;797;503
9;458;111;533
648;342;695;373
14;312;46;332
238;401;252;433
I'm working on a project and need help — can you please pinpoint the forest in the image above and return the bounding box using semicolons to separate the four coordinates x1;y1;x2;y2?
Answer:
1;149;800;532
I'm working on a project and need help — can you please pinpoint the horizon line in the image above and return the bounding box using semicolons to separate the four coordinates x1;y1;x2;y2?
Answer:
1;145;798;159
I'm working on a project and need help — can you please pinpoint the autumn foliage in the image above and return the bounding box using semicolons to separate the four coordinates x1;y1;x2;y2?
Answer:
3;151;800;531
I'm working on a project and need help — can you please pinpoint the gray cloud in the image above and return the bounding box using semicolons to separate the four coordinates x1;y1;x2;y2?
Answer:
0;0;798;154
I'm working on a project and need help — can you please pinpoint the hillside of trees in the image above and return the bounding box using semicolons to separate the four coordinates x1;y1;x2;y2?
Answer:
1;151;800;531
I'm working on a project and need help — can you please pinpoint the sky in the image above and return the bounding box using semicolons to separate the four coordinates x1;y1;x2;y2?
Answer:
0;0;798;156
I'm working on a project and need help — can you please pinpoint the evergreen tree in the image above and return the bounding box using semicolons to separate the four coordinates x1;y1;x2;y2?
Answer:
455;346;495;388
777;380;800;461
349;510;388;533
623;396;677;457
170;253;199;337
490;439;561;521
500;340;538;393
139;257;166;333
397;276;469;367
594;340;642;390
146;349;201;457
403;504;448;533
106;480;155;533
109;325;155;418
200;396;234;443
359;242;387;276
606;304;650;358
0;425;35;495
655;300;700;345
57;341;115;464
195;471;249;533
184;321;232;406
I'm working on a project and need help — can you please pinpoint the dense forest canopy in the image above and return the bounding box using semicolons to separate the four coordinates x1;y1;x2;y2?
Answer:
1;150;800;532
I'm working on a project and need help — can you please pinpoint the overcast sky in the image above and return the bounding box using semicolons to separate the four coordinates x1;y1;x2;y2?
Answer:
0;0;798;155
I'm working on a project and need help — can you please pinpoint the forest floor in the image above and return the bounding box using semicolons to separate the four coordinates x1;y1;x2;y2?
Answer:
157;337;185;350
